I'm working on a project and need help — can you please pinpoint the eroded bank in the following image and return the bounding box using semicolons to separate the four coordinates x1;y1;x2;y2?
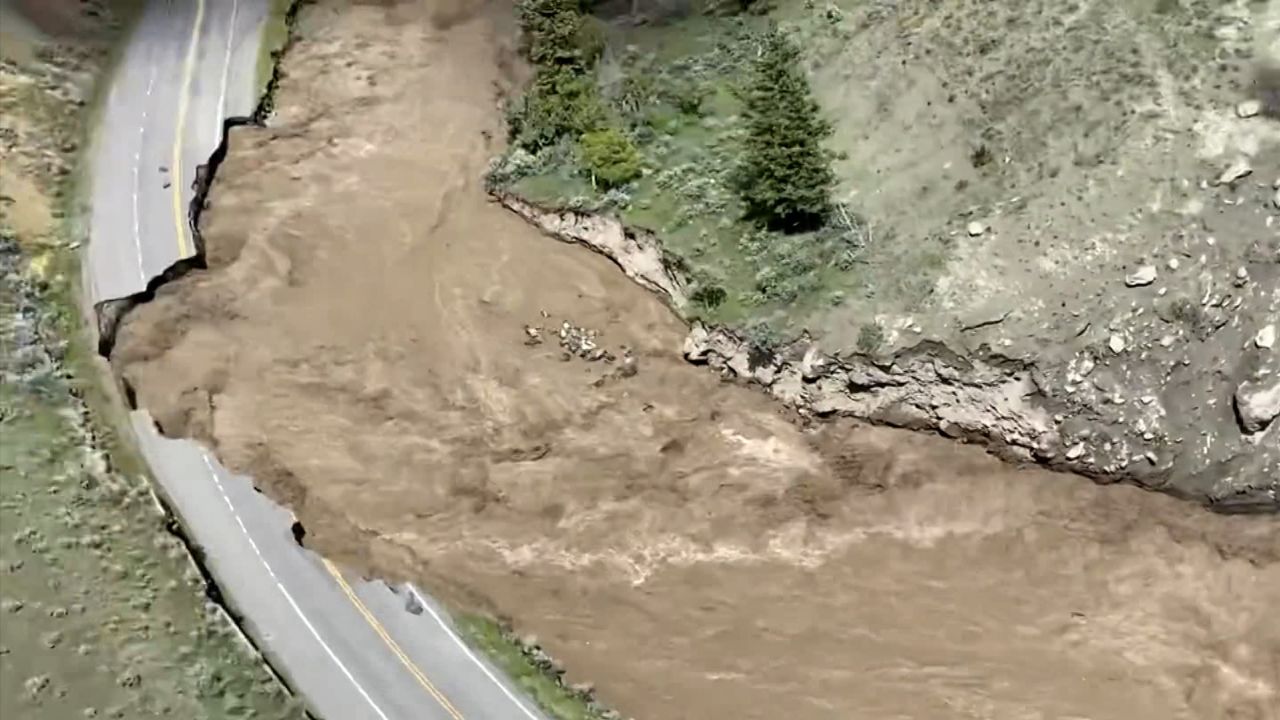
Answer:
106;1;1280;719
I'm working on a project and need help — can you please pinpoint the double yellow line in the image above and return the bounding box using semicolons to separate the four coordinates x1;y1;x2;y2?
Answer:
171;8;461;716
172;0;206;258
323;559;467;720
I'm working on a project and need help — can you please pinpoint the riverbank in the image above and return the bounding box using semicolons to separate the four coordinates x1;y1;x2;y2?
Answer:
490;0;1280;510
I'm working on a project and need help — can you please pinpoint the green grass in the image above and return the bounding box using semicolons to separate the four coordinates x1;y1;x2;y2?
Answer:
256;0;296;96
0;270;305;719
456;615;604;720
499;13;871;339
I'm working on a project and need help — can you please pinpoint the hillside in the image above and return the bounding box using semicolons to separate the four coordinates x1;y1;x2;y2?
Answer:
492;0;1280;508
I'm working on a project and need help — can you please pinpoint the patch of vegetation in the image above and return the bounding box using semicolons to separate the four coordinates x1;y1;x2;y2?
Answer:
257;0;297;95
508;0;610;150
579;127;643;188
856;322;884;352
494;10;862;334
456;615;610;720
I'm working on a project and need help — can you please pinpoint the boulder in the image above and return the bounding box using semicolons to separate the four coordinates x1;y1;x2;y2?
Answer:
1235;378;1280;434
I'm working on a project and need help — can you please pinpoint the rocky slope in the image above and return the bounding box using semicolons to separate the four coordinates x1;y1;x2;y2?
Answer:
494;0;1280;511
497;193;1279;511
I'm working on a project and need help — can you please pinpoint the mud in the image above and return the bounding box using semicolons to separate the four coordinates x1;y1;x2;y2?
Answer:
110;1;1280;719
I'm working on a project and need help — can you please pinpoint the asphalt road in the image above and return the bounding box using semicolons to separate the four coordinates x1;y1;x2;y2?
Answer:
87;2;555;717
132;412;550;720
88;0;266;303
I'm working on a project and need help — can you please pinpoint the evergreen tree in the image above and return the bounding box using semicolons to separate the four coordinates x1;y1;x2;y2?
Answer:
733;28;835;232
511;0;607;149
519;0;594;68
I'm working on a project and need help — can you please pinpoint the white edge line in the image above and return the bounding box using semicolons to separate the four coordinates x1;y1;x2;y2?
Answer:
194;452;391;720
407;585;544;720
215;0;240;133
131;66;159;285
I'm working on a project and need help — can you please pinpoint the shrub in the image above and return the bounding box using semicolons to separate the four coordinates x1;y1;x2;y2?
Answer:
579;128;643;188
690;283;728;310
576;16;607;66
732;27;836;232
518;0;597;67
511;0;610;151
666;78;709;117
856;323;884;352
512;67;606;150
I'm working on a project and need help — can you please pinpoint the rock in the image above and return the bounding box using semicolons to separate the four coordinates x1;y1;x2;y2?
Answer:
1078;357;1096;377
1108;334;1126;354
1256;325;1276;350
1166;257;1180;271
1065;443;1086;460
1216;158;1252;185
1235;378;1280;434
1124;265;1157;287
24;674;50;699
618;352;638;378
800;346;825;381
1236;99;1262;118
966;220;987;237
570;681;595;697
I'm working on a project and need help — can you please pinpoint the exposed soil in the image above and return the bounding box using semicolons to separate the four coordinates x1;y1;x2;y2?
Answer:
111;1;1280;719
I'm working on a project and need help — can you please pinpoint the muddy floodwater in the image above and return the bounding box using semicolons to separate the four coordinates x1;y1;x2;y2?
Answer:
437;424;1280;720
110;1;1280;719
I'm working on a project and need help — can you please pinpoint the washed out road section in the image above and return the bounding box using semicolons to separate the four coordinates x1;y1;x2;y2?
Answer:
130;411;550;720
88;0;267;303
87;2;554;715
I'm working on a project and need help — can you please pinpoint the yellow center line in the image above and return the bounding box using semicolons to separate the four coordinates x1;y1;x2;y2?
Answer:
172;0;207;258
322;559;467;720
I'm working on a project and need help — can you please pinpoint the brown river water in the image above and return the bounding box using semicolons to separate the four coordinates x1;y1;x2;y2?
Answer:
109;1;1280;719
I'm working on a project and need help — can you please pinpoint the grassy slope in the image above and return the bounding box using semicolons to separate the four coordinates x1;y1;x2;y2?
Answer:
256;0;294;95
0;355;306;719
457;615;608;720
503;11;870;344
499;0;1230;350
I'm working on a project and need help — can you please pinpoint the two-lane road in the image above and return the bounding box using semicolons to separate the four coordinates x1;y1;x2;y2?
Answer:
88;0;265;302
89;2;555;718
133;413;549;720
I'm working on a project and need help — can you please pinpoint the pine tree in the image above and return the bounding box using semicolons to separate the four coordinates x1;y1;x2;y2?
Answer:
733;28;835;232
